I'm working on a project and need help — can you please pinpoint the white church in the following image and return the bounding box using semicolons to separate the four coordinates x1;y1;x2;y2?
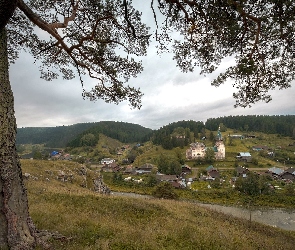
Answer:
186;127;225;160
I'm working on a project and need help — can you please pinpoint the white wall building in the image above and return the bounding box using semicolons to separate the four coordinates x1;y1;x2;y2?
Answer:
186;127;225;160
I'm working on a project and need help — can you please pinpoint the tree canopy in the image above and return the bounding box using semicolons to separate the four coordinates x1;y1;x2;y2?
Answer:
156;0;295;107
4;0;295;108
7;0;151;109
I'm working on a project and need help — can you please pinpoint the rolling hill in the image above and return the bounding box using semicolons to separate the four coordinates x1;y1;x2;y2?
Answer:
17;121;153;148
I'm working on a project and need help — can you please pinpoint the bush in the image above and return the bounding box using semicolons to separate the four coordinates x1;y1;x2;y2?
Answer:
146;174;158;187
152;182;179;200
284;184;295;196
252;157;258;165
211;178;221;189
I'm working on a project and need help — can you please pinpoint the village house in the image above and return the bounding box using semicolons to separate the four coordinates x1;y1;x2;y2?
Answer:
181;164;192;174
156;174;179;182
228;134;244;139
252;145;269;151
117;145;130;156
236;152;252;162
207;169;220;180
101;161;120;172
280;167;295;181
124;165;135;175
60;153;72;160
236;166;249;177
156;174;186;188
266;167;284;179
186;142;206;159
135;163;154;174
100;158;115;165
205;165;220;180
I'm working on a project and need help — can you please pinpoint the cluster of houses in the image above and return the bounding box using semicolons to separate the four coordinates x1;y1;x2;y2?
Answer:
100;159;194;188
230;166;295;188
99;154;295;189
47;127;294;190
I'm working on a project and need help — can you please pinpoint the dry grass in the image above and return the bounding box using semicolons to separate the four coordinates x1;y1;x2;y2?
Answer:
21;159;295;249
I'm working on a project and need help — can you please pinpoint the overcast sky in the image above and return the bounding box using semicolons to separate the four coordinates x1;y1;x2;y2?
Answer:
9;3;295;130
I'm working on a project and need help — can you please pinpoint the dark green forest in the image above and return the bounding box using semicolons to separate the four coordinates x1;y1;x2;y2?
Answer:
66;121;152;147
151;120;205;150
16;116;295;149
205;115;295;137
17;121;152;148
16;123;99;147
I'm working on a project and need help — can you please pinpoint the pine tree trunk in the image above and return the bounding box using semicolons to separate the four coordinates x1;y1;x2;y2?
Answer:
0;0;17;29
0;28;36;249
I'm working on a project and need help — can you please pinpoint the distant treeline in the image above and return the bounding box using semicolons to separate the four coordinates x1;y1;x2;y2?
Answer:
17;116;295;148
17;121;152;148
205;115;295;137
17;123;99;147
66;121;152;147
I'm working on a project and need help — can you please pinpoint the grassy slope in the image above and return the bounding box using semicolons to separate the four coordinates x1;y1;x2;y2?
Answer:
22;160;295;250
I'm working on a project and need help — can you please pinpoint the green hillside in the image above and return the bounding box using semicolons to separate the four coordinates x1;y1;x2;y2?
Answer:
17;121;152;148
17;123;99;147
14;116;295;249
67;121;152;147
16;115;295;149
21;160;295;249
16;116;295;168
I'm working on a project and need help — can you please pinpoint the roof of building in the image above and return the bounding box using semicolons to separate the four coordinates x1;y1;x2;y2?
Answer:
268;167;284;175
236;166;249;174
156;174;178;181
238;152;251;157
206;165;215;172
139;163;154;169
208;170;220;178
285;167;295;174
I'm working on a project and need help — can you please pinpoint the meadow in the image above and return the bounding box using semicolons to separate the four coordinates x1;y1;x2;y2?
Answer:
22;159;295;249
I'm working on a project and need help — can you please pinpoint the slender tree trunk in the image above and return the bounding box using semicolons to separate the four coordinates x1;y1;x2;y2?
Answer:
0;28;36;249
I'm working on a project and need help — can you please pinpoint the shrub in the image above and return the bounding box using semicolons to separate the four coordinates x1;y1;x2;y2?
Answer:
152;182;179;200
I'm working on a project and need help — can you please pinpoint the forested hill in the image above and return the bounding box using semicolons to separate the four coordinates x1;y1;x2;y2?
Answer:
151;120;205;149
16;123;100;148
17;121;152;148
16;116;295;148
67;121;152;147
205;115;295;137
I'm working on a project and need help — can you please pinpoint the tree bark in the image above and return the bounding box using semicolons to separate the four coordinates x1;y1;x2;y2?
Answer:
0;28;36;249
0;0;17;29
